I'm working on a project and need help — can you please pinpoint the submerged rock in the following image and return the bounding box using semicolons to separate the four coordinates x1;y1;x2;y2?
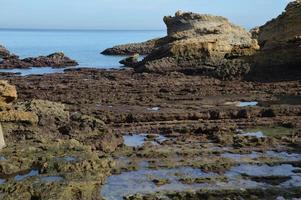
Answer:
249;0;301;81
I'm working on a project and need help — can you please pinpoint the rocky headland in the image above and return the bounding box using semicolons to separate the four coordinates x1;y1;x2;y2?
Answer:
0;46;78;69
103;2;301;82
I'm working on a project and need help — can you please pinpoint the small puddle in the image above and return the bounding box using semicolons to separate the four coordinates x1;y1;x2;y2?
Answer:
0;67;69;76
222;151;301;162
0;178;5;184
239;131;265;138
147;107;160;112
14;169;39;181
123;134;167;147
123;134;147;147
238;101;258;107
41;176;64;182
227;164;300;177
63;156;77;162
0;156;6;161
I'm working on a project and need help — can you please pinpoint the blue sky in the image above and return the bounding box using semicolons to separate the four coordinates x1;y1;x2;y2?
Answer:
0;0;291;30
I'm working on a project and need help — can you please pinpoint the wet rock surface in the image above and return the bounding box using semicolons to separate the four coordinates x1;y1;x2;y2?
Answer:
0;66;299;199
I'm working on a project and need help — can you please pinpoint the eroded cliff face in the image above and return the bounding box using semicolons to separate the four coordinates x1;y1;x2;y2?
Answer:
248;0;301;81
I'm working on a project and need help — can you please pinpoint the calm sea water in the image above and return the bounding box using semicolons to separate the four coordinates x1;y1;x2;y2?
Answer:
0;29;165;75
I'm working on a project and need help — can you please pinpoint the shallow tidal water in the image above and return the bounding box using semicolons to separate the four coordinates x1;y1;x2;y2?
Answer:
100;164;301;200
0;29;165;75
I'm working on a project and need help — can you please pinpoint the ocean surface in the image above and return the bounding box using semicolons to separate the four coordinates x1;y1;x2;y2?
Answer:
0;29;165;75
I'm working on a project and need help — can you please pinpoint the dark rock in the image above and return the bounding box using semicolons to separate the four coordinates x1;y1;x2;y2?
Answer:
248;0;301;81
22;52;78;68
119;54;139;67
101;37;172;55
0;50;78;69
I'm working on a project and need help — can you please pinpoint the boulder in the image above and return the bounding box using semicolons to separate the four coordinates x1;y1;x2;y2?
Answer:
248;0;301;81
119;53;140;67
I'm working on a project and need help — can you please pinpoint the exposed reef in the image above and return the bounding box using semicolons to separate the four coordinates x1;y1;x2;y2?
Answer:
0;46;78;69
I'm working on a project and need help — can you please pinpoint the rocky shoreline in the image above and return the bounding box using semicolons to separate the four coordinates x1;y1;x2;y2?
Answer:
0;1;300;200
0;46;78;69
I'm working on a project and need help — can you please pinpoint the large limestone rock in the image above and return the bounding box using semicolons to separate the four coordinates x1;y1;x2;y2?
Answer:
136;12;259;80
249;0;301;81
104;11;259;80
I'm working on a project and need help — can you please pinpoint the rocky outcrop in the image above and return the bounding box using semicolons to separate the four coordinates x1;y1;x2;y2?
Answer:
248;0;301;81
101;37;172;55
22;52;78;68
104;11;259;80
136;12;259;80
0;48;78;69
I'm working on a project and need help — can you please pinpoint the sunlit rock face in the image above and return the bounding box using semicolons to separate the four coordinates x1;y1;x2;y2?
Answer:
134;11;259;80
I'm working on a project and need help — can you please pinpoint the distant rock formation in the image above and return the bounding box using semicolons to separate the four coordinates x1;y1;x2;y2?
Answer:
101;37;172;55
143;12;258;80
22;52;79;68
248;0;301;81
0;46;78;69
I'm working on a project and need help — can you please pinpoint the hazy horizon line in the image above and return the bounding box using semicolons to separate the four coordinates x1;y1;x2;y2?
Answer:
0;27;166;32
